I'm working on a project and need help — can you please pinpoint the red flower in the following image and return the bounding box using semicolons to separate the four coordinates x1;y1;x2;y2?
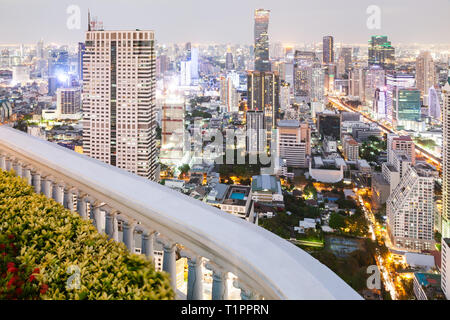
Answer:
15;287;22;295
32;268;40;274
40;284;48;295
1;252;6;256
28;275;36;282
7;277;16;288
6;262;15;269
0;244;5;250
7;267;18;274
7;235;14;240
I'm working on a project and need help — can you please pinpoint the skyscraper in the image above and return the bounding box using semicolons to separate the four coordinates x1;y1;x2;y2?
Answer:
77;42;85;81
247;70;280;141
82;28;158;181
368;36;395;70
254;9;270;72
160;97;185;166
226;49;234;71
246;110;265;154
442;77;450;239
293;51;316;100
416;51;436;105
387;165;435;252
322;36;334;65
386;72;415;122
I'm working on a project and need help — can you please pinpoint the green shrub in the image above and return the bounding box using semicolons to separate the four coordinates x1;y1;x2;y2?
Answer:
0;170;174;300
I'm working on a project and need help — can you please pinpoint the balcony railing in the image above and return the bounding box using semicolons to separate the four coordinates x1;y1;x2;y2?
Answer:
0;126;361;300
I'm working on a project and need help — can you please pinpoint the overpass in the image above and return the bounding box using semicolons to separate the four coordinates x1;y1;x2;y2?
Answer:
0;126;361;300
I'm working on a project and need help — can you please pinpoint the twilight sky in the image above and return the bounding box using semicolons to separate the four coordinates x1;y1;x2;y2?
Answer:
0;0;449;45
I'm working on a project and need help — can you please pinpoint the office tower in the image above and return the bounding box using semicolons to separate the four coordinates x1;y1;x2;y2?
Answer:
82;29;158;181
180;60;191;86
284;62;294;90
393;88;421;129
365;65;385;108
428;86;442;120
416;51;436;105
226;49;234;71
254;9;271;72
293;51;315;100
387;165;435;252
442;78;450;239
156;54;169;77
77;42;85;81
247;70;280;142
160;97;185;166
56;87;81;115
339;47;352;74
317;112;341;140
322;36;334;64
277;120;311;168
368;35;395;70
349;67;366;100
386;72;415;122
0;49;10;68
246;110;265;154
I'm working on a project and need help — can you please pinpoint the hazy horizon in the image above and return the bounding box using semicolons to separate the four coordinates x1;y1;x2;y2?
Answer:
0;0;449;45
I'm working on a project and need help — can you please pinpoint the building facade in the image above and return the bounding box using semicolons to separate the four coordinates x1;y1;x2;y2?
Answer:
82;29;158;180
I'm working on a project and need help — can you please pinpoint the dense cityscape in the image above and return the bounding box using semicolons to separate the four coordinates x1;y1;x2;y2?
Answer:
0;1;449;303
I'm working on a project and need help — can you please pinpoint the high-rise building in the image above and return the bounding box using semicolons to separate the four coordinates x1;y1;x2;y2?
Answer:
82;29;158;181
293;51;315;100
36;40;44;59
393;88;421;129
387;134;416;166
190;47;199;81
226;49;234;71
220;76;240;113
247;70;280;143
160;97;185;166
180;60;191;86
317;111;341;140
416;51;436;105
277;120;311;168
368;35;395;70
365;65;385;108
311;62;325;104
342;135;359;161
339;47;352;74
349;67;366;100
322;36;334;64
442;78;450;239
441;239;450;299
428;86;442;120
246;110;265;154
56;87;81;115
387;165;435;252
254;9;271;72
386;72;415;122
77;42;85;81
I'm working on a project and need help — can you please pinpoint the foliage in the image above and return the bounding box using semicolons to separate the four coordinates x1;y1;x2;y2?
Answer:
0;170;174;300
329;213;346;230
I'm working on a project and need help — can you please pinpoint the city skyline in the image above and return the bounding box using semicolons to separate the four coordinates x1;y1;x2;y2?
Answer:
0;0;450;45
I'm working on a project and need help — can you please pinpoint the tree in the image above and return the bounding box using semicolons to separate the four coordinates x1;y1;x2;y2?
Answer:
329;212;346;230
178;164;190;178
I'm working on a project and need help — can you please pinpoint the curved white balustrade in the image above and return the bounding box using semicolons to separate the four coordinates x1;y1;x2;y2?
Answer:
0;127;362;300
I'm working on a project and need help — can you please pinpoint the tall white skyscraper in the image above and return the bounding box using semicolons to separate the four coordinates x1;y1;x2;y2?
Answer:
82;29;158;181
180;60;191;86
386;165;435;252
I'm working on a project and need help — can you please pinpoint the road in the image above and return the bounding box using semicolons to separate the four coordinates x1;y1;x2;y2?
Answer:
328;96;442;168
357;193;398;300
